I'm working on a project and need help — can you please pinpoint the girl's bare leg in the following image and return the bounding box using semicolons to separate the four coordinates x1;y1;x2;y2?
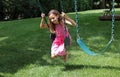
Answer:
63;52;68;62
51;54;58;58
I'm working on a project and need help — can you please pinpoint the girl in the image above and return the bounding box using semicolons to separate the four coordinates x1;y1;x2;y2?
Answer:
40;9;76;62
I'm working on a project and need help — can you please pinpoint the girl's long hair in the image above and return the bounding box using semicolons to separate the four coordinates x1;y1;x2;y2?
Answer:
48;9;62;33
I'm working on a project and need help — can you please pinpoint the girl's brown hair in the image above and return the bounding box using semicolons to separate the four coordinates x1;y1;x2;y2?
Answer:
48;9;62;33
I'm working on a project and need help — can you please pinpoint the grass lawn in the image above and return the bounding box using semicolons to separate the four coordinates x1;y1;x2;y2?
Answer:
0;9;120;77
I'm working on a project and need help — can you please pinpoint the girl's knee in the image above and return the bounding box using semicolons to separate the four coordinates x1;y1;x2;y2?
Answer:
51;55;57;58
51;56;55;58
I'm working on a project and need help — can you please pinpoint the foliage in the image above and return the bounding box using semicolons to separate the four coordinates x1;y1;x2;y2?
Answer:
0;0;120;20
79;0;93;10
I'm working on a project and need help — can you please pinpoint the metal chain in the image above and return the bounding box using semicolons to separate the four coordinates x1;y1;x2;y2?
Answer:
74;0;79;33
111;0;115;41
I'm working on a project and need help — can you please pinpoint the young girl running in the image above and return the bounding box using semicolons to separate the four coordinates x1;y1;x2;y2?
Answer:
40;9;76;62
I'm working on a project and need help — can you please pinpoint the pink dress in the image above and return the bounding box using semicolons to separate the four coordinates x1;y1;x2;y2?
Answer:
51;23;72;56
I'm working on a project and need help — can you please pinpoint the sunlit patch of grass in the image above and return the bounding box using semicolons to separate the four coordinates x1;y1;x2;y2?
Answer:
0;36;8;42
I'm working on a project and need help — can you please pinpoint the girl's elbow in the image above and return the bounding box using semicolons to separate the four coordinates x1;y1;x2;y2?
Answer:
40;24;45;28
71;20;76;26
40;26;42;29
72;22;76;26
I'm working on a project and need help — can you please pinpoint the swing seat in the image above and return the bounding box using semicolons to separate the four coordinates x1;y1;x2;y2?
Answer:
77;38;97;55
50;33;56;42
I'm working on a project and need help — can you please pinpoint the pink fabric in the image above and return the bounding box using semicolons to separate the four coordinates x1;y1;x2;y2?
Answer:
51;23;72;56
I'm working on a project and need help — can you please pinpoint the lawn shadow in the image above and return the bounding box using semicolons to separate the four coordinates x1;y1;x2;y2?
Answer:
0;75;4;77
63;64;120;71
0;45;52;74
0;26;54;74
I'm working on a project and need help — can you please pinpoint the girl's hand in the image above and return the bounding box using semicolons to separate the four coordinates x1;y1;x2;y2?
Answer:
41;13;45;18
61;12;66;18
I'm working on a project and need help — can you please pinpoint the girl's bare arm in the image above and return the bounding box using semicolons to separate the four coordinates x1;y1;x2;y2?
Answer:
61;12;76;26
40;13;48;28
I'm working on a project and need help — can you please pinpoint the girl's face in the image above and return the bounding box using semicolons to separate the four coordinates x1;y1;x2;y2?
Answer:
49;13;59;24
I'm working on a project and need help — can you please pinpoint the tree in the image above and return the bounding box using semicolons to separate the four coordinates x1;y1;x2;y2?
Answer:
100;0;105;9
0;0;4;20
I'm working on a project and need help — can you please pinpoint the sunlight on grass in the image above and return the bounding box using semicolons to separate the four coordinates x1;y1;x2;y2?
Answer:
87;36;108;46
0;36;8;42
69;8;120;15
27;47;39;51
88;36;105;41
80;9;104;14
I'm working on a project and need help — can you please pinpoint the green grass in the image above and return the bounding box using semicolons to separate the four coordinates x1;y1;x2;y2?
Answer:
0;9;120;77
